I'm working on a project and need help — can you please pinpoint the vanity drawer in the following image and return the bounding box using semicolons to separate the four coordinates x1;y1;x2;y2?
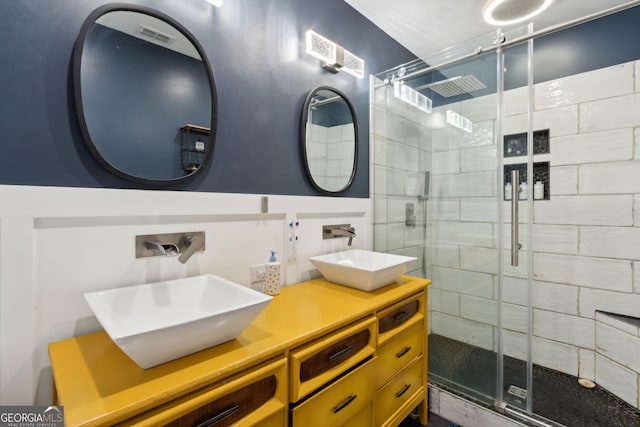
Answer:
376;318;423;389
290;317;375;401
377;293;424;346
290;357;376;427
374;356;423;427
119;357;287;426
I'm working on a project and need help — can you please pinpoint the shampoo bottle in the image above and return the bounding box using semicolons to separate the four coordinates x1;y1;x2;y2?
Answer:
264;250;281;295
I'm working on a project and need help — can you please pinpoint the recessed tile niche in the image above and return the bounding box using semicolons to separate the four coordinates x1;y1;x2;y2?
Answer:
503;129;550;201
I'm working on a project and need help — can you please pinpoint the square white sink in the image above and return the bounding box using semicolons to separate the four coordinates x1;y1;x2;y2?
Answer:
309;249;416;291
84;274;272;369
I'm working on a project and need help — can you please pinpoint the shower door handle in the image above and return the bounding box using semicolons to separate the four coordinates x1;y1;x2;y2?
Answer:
511;170;520;266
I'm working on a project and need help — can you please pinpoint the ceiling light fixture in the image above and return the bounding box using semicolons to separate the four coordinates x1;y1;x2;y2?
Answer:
483;0;553;26
205;0;223;7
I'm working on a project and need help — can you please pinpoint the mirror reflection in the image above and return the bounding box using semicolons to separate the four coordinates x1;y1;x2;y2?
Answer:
302;87;357;193
74;6;216;183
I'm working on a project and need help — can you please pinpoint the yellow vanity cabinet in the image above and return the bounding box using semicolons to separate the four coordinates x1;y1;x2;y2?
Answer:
374;291;427;426
118;357;287;426
288;317;376;426
49;276;430;427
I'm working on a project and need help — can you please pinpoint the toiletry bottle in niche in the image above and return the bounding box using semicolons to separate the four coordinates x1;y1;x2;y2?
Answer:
519;182;527;200
505;182;512;200
534;181;544;200
264;250;280;295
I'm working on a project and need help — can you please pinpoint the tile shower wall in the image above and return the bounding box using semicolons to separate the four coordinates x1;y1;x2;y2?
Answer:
374;60;640;404
371;77;431;275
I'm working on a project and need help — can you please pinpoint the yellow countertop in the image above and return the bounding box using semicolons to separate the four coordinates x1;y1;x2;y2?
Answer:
49;276;430;426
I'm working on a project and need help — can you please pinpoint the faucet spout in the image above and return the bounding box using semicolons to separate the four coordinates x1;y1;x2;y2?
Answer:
331;226;356;246
178;235;205;264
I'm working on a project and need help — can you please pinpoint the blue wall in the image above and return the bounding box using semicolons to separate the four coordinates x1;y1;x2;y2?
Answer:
0;0;416;196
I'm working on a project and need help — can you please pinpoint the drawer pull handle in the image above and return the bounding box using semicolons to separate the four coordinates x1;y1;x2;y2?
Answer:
329;345;353;361
195;405;240;427
333;394;357;413
394;310;411;321
396;346;412;358
395;384;411;398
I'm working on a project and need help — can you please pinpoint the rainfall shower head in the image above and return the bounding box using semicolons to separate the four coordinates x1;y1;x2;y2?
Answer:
417;75;486;98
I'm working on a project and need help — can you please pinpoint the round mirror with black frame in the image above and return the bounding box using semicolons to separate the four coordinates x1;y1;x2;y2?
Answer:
73;4;217;184
301;87;358;194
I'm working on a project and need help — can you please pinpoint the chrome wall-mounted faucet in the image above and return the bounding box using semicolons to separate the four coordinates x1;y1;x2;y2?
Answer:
323;224;356;246
136;232;205;262
177;235;205;264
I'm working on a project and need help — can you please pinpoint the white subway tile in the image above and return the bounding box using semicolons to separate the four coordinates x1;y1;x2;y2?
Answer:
503;303;528;333
533;336;579;376
580;93;640;133
503;329;527;360
579;349;595;381
431;312;494;351
461;119;494;148
461;92;497;122
579;288;640;318
580;226;640;260
432;150;460;175
429;288;460;316
461;197;498;222
532;281;579;315
431;171;496;198
438;390;526;427
435;221;495;248
427;243;460;268
460;246;498;274
534;253;632;292
503;86;529;117
595;354;638;408
580;161;640;194
535;63;634;110
551;129;633;166
461;146;497;173
502;276;528;306
404;120;427;148
535;105;578;137
432;127;461;151
430;266;494;299
373;224;387;252
532;224;578;255
549;166;578;195
386;223;405;251
534;195;633;226
430;198;460;221
386;140;419;172
460;295;497;326
387;113;405;142
636;128;640;160
373;165;387;195
596;322;640;372
634;261;640;294
533;309;595;349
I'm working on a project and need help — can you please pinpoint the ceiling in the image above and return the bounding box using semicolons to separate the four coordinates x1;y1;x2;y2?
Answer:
345;0;637;60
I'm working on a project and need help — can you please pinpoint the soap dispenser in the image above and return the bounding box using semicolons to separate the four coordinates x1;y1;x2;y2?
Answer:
264;250;281;295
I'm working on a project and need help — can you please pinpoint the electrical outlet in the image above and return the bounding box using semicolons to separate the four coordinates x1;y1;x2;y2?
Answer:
250;264;266;283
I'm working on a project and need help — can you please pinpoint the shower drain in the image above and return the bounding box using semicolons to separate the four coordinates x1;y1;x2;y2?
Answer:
507;384;528;399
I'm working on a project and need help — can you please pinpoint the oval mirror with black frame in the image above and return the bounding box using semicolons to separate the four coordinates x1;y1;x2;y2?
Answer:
301;87;358;194
73;4;217;184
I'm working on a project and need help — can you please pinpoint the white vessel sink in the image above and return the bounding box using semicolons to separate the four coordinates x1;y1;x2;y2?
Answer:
84;274;272;369
309;249;416;291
